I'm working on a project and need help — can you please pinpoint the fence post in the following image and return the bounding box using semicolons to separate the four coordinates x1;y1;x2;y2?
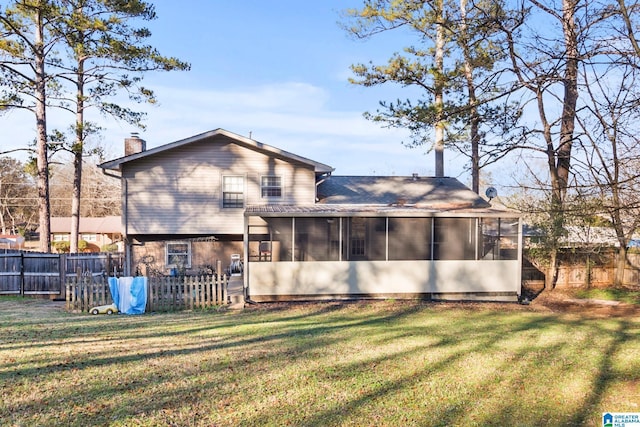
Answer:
71;276;77;311
60;254;67;299
66;281;71;311
207;275;213;308
146;277;152;313
20;252;24;297
77;268;86;313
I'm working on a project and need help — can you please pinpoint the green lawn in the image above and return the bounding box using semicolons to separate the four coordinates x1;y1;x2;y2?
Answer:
0;297;638;426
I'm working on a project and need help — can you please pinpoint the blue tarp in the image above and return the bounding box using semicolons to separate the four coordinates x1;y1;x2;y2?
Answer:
108;277;148;315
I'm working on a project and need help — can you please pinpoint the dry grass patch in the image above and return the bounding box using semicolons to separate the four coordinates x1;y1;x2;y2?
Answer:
0;298;638;426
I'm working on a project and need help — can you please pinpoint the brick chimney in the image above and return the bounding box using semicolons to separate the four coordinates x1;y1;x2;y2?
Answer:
124;132;146;156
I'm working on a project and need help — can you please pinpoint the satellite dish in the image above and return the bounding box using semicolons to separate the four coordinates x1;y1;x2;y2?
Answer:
485;186;498;201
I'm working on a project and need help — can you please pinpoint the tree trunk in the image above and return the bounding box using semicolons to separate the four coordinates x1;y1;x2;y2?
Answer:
546;247;559;290
459;0;479;193
556;0;579;197
434;0;445;177
615;246;627;286
70;57;85;254
34;6;51;253
70;150;82;252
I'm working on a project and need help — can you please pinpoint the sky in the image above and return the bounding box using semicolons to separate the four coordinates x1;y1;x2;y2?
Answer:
1;0;488;187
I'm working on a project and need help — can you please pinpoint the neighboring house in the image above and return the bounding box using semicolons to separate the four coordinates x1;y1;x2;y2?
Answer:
524;225;639;248
0;235;25;250
50;216;123;252
100;129;522;302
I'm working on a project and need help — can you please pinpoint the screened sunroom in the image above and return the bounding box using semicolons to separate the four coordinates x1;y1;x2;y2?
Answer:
243;206;522;302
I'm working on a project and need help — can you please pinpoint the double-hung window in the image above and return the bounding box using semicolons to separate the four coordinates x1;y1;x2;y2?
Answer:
261;176;282;198
166;241;191;268
222;176;244;208
82;233;97;242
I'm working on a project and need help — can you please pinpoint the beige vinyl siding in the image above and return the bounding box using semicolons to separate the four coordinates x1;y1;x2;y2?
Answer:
123;135;317;235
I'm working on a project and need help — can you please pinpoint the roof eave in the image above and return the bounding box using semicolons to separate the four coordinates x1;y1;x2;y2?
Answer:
98;128;334;173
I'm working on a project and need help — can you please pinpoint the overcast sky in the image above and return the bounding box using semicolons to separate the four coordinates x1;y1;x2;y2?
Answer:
1;0;485;184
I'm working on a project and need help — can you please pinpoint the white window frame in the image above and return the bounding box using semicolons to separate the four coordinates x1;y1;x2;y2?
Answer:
166;241;192;268
222;175;245;208
260;175;283;198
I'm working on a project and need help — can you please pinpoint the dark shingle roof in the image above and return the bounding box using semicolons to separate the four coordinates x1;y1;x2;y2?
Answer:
245;175;515;217
317;176;490;209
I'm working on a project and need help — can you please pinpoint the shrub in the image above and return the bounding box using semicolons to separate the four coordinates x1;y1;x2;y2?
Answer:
53;241;70;253
100;243;119;253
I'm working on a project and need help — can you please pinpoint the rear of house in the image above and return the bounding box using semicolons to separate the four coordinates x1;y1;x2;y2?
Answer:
100;129;522;302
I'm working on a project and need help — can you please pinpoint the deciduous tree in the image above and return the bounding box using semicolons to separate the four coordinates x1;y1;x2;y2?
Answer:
0;156;37;234
575;59;640;284
503;0;640;289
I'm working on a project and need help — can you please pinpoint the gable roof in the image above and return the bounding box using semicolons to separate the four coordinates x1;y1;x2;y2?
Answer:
99;128;334;174
50;216;122;234
317;176;491;209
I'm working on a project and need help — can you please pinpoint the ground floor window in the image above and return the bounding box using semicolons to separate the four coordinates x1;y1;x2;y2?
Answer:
166;241;191;269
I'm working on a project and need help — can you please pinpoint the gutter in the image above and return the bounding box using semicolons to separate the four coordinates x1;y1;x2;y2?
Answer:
100;168;121;180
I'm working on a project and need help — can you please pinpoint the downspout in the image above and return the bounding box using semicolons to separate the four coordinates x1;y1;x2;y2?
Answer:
315;173;331;202
243;212;249;301
101;168;130;275
123;178;131;276
517;216;523;299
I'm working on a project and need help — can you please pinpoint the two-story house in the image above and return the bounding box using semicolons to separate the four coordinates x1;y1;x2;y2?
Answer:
100;129;522;302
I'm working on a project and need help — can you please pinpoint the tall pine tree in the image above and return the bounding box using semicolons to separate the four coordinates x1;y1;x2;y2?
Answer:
52;0;189;253
0;0;63;252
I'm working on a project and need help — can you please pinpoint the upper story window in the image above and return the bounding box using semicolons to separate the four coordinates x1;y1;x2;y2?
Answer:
261;176;282;198
81;233;97;242
222;176;244;208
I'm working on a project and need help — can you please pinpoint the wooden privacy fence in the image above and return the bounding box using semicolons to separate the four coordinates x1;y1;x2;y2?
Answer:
0;251;124;296
523;251;640;288
65;274;229;313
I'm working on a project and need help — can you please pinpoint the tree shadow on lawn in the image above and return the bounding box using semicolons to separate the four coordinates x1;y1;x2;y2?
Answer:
0;301;432;424
240;311;638;427
0;301;425;383
2;299;639;426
